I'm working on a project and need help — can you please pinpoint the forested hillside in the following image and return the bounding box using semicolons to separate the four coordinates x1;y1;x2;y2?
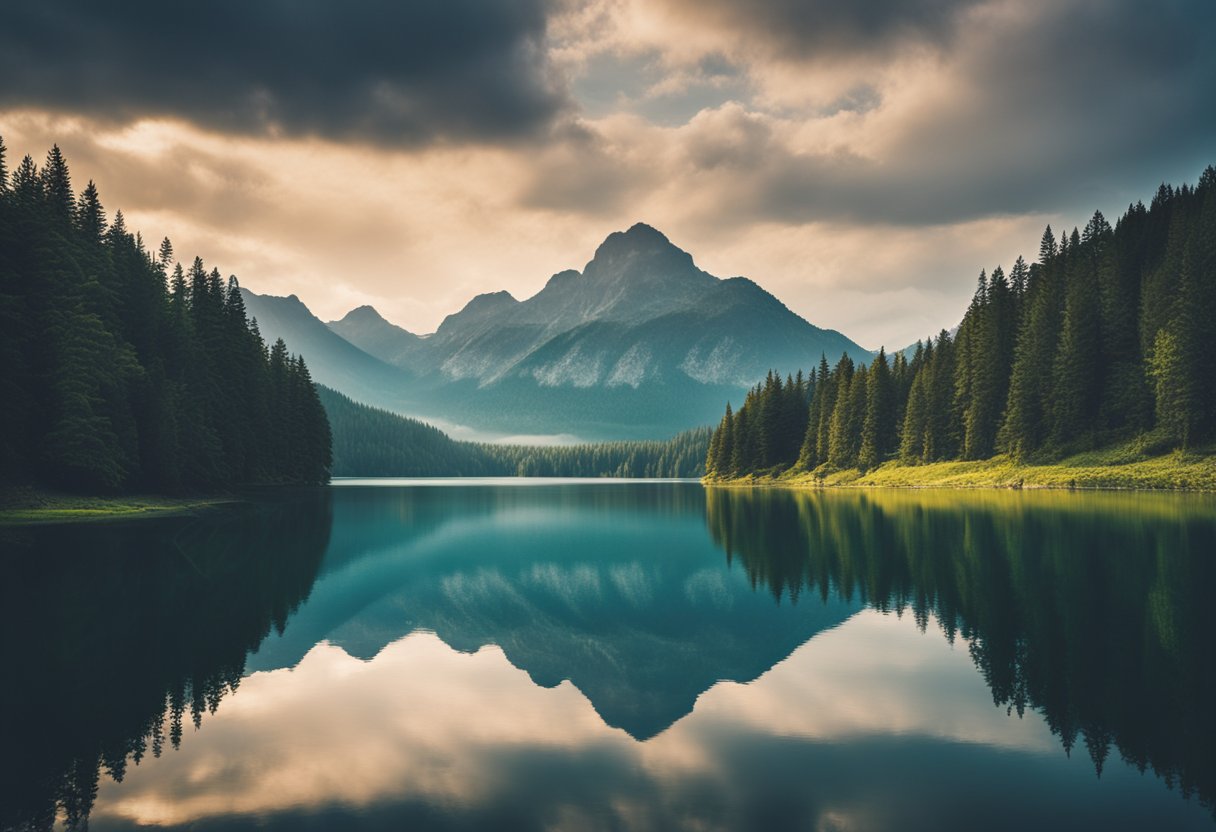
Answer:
707;168;1216;479
319;387;496;476
322;386;709;478
484;427;711;478
0;139;331;492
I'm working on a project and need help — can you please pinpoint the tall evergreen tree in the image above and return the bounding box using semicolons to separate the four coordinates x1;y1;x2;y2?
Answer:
41;145;74;229
1050;227;1103;447
900;341;933;463
729;405;751;476
796;355;831;470
1149;251;1203;447
954;271;989;459
1000;229;1066;457
716;402;735;476
858;348;896;471
828;363;867;469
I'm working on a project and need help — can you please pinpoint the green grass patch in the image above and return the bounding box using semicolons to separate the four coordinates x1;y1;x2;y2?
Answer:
708;442;1216;492
0;489;237;525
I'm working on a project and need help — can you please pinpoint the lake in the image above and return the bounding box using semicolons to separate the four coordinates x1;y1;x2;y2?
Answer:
2;481;1214;831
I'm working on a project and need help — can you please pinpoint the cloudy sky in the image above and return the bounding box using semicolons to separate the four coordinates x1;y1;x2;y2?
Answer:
3;0;1213;349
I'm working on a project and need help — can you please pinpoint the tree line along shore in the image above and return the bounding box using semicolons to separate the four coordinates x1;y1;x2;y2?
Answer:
705;167;1216;491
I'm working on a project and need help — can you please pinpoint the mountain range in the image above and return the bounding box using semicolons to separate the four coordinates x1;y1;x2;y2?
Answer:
245;223;871;440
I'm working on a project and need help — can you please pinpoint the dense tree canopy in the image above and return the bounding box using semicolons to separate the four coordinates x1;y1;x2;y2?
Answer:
321;386;710;478
0;139;331;491
707;167;1216;478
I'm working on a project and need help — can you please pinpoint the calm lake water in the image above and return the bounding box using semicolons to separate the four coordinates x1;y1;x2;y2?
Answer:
2;481;1214;831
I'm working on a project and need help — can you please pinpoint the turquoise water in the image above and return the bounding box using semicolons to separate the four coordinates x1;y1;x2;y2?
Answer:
2;481;1214;830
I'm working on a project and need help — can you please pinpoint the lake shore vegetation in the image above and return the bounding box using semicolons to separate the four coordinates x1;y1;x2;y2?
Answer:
0;138;332;494
706;168;1216;491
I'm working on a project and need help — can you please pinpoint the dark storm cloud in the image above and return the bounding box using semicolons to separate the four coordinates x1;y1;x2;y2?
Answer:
0;0;568;145
666;0;985;59
690;0;1216;227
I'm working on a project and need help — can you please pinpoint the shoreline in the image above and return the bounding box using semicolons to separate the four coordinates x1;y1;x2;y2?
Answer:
0;489;242;525
703;450;1216;493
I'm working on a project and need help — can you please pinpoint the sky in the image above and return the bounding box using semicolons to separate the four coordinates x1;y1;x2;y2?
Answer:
2;0;1214;350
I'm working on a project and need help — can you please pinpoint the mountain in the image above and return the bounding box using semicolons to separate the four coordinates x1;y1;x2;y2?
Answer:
241;290;418;413
327;305;425;367
253;224;872;439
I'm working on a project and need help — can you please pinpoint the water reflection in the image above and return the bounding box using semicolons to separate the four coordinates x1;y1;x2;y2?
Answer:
2;483;1214;831
0;492;331;831
705;487;1216;812
250;483;858;739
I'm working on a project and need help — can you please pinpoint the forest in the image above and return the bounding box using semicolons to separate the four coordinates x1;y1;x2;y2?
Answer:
0;139;332;492
707;167;1216;479
322;386;710;478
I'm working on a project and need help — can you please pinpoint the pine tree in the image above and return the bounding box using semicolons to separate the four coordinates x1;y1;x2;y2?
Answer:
900;341;932;463
1149;251;1203;447
75;181;106;243
41;145;74;229
1000;230;1066;457
828;363;867;469
797;355;831;470
1010;255;1029;299
1039;225;1058;264
729;405;751;476
818;354;852;465
961;265;1016;458
716;403;735;476
755;370;780;468
924;330;958;460
859;348;895;471
156;237;174;291
955;271;989;459
1096;204;1150;432
1050;227;1102;448
1189;168;1216;440
705;413;723;477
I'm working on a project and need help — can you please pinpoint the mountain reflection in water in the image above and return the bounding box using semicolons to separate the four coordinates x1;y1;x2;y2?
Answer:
1;483;1212;831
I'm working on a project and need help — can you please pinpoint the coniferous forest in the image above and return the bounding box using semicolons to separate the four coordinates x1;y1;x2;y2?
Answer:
481;427;709;478
0;139;332;492
706;168;1216;479
321;386;710;478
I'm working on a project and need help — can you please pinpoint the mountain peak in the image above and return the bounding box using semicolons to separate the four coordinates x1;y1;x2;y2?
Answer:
593;222;673;255
436;290;519;335
587;222;696;281
335;305;389;325
463;290;518;312
623;222;669;242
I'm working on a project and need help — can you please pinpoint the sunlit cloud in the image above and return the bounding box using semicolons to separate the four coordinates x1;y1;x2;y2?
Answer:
3;0;1212;349
90;612;1056;828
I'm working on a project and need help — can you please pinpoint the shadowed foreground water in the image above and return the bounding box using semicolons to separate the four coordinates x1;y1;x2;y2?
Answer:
1;481;1213;831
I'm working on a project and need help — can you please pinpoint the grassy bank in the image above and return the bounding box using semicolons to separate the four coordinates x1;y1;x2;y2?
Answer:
707;445;1216;492
0;488;238;525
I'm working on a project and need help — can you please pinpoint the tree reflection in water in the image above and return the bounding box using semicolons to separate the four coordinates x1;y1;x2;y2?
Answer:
0;492;332;832
705;487;1216;813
